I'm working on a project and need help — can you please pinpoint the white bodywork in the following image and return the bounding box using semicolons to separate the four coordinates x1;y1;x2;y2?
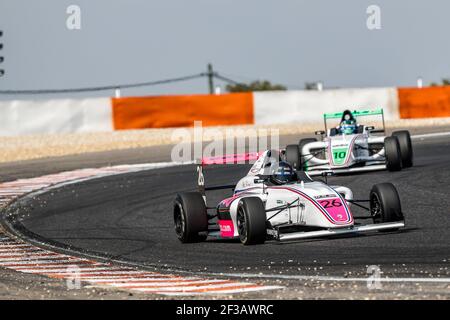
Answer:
302;127;387;176
203;150;404;242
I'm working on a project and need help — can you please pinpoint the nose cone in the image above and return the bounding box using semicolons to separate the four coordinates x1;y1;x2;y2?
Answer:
317;198;352;224
293;182;354;225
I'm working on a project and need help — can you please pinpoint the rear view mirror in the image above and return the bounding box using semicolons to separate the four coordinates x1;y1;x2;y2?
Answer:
254;178;267;184
321;171;334;177
367;126;385;133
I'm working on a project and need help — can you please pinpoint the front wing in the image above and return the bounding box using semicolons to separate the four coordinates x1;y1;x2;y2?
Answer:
208;221;405;242
306;164;387;176
270;221;405;241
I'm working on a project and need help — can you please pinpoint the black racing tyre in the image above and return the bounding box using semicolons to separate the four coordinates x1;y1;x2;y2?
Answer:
236;197;266;245
173;192;208;243
392;130;413;168
384;136;402;171
286;144;301;170
370;183;404;231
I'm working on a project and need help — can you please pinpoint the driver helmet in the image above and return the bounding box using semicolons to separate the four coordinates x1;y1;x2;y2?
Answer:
269;161;297;185
340;118;357;135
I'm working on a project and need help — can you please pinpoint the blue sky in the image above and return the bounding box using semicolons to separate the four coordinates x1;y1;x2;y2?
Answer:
0;0;449;99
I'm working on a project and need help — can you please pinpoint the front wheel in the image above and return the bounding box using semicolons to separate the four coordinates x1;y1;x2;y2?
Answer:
392;130;413;168
370;183;404;231
236;197;266;245
174;192;208;243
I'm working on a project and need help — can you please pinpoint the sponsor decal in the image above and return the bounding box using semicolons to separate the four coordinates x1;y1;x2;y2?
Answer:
219;220;235;237
242;180;252;188
317;198;348;222
314;194;336;199
333;143;349;147
332;147;348;165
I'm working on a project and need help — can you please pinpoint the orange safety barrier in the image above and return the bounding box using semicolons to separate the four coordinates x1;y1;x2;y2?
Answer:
398;86;450;118
112;93;254;129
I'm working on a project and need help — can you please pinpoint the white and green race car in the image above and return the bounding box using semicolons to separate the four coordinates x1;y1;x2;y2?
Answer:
285;109;413;176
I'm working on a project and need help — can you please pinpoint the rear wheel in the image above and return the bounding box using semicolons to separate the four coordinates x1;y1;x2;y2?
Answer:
236;197;266;245
370;183;404;231
286;145;301;170
384;136;402;171
392;130;413;168
174;192;208;243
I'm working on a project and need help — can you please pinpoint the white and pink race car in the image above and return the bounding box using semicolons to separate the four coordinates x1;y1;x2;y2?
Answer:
173;150;405;245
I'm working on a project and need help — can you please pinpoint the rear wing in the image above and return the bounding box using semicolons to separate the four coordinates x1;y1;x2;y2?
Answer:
323;108;385;134
197;152;264;200
200;152;262;165
323;109;384;119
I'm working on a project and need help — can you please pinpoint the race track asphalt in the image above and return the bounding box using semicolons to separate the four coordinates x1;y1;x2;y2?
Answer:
4;133;449;286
